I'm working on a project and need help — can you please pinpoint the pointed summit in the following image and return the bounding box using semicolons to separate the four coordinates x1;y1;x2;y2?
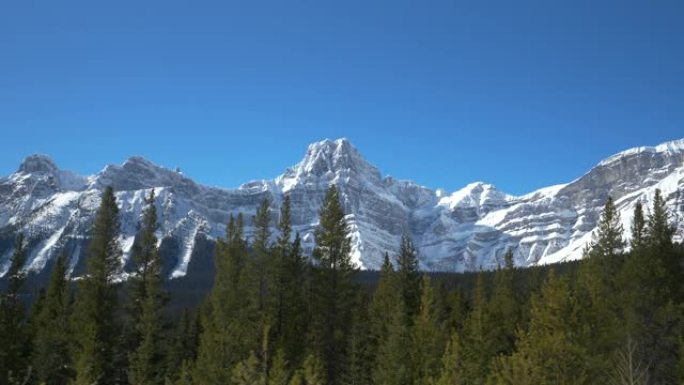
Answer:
18;154;59;174
294;138;380;178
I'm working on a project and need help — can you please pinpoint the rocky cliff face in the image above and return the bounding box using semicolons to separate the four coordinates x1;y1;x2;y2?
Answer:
1;138;683;279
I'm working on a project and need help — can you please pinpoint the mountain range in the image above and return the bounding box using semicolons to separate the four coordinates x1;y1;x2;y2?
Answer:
1;137;683;280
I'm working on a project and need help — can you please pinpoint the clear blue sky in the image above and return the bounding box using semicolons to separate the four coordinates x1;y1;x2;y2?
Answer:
1;0;682;195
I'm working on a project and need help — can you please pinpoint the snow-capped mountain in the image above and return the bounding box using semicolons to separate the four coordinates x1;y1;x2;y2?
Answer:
1;138;683;279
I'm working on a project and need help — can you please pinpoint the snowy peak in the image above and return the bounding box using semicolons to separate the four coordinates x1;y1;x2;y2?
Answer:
598;138;684;167
18;154;59;175
277;138;382;191
2;137;684;279
295;138;379;178
438;182;512;212
93;156;196;192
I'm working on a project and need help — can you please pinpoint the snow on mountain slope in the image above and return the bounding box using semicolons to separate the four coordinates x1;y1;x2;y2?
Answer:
1;138;683;279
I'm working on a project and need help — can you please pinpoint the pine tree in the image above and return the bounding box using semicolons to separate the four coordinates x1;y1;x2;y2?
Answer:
129;189;166;385
232;352;265;385
72;186;123;385
0;233;29;385
272;196;309;365
412;275;444;385
269;349;291;385
587;196;624;261
368;252;398;368
630;201;646;252
577;197;626;380
32;254;73;384
397;233;421;324
193;213;256;384
252;198;272;315
460;273;491;384
490;271;591;385
165;309;201;382
310;185;357;385
289;354;325;385
645;189;674;252
435;332;464;385
487;249;519;358
372;297;411;385
343;292;373;385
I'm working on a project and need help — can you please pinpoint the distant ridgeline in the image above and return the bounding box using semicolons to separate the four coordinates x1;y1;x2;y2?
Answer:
1;138;684;287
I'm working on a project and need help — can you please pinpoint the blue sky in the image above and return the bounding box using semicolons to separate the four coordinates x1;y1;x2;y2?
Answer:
1;0;682;195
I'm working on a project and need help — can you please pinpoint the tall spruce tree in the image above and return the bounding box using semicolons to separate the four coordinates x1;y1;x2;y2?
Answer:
0;233;29;385
72;186;123;385
630;201;646;252
129;189;166;385
412;275;445;385
490;271;591;385
32;254;73;385
311;185;357;385
577;196;626;380
460;273;492;385
193;213;256;384
368;252;398;367
271;196;309;366
645;189;674;252
435;332;464;385
396;233;421;324
487;250;519;358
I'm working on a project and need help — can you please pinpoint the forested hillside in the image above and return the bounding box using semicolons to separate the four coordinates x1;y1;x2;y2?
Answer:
1;185;683;385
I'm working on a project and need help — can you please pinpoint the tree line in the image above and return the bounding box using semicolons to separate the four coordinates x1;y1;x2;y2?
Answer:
0;185;683;385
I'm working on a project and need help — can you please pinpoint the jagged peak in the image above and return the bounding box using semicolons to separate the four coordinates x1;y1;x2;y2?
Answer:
285;138;381;180
18;154;59;174
438;181;512;210
598;137;684;167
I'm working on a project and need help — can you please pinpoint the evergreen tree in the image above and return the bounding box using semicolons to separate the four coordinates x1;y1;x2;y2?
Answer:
310;185;357;385
269;349;291;385
72;186;123;385
577;197;626;380
272;196;309;365
487;249;519;358
232;352;265;385
630;201;646;252
396;233;421;324
129;189;166;385
0;233;29;385
193;213;256;384
588;196;625;259
372;297;412;385
368;252;398;369
412;275;444;385
460;273;491;384
32;254;73;385
343;292;373;385
645;189;674;252
435;332;464;385
165;309;201;382
490;271;591;385
289;354;325;385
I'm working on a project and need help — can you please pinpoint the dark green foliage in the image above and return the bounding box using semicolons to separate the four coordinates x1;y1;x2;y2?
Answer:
72;186;123;385
193;213;257;384
32;254;73;384
630;200;646;252
129;189;167;385
310;185;358;385
412;275;445;385
397;233;421;324
490;271;592;385
0;233;29;385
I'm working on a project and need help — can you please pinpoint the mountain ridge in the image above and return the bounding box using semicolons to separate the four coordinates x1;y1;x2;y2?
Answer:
1;137;683;279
